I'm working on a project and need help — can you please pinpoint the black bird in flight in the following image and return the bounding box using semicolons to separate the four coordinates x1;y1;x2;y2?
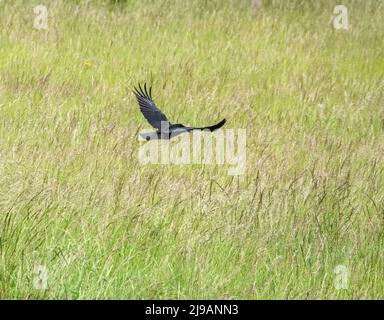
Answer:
134;83;226;141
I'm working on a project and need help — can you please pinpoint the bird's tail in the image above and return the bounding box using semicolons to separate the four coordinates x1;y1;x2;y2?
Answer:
192;119;226;132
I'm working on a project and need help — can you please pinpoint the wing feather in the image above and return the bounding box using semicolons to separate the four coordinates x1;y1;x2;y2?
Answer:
133;83;170;130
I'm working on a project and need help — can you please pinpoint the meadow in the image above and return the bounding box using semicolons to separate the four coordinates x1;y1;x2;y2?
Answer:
0;0;383;299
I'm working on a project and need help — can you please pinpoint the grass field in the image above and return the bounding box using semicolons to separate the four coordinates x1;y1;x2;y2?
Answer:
0;0;383;299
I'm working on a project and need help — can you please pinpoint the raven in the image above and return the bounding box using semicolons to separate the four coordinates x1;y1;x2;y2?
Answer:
134;83;226;141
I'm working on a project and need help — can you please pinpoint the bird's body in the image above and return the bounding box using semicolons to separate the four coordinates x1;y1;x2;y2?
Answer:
134;83;226;141
139;126;189;141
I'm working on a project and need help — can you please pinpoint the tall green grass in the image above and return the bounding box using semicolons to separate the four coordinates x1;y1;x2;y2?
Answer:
0;0;383;299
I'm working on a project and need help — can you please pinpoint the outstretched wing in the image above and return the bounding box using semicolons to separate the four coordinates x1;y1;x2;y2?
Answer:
133;83;170;130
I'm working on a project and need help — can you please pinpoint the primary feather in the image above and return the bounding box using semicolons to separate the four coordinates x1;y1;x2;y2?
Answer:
133;83;170;131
